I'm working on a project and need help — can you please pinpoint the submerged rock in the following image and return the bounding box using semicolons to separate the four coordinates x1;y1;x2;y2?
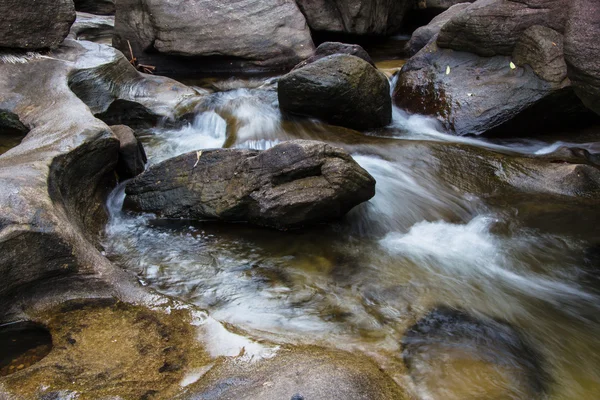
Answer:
110;125;147;180
0;0;75;49
178;345;409;399
113;0;315;75
402;307;549;399
295;0;412;36
124;140;376;230
279;54;391;131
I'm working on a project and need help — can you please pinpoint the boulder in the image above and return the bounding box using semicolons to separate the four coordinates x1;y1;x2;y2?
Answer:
393;39;594;136
74;0;115;15
124;140;376;230
513;25;567;83
279;54;391;131
564;0;600;117
295;0;412;36
437;0;569;57
406;3;472;56
113;0;315;75
293;41;374;70
178;346;409;400
402;307;548;399
0;0;76;49
110;125;147;180
68;12;114;45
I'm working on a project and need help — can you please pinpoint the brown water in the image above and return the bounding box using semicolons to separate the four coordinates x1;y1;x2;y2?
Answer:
0;322;52;377
103;75;600;399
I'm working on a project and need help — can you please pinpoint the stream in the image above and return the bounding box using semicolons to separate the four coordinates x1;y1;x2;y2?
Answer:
103;74;600;400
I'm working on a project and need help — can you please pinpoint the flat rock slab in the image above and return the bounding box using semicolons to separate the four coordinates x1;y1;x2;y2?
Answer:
124;140;376;230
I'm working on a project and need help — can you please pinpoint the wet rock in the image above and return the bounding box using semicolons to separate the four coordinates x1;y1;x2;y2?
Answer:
437;0;569;57
0;0;75;49
279;54;391;131
110;125;147;180
293;42;374;70
393;39;593;136
68;12;114;44
564;0;600;117
124;140;376;230
0;300;209;399
178;346;409;399
406;3;472;56
0;110;29;136
113;0;315;75
513;25;567;83
74;0;115;15
402;307;548;399
0;39;195;322
295;0;412;36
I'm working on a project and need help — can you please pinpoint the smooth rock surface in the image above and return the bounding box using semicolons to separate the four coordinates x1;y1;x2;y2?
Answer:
295;0;412;35
279;54;391;131
113;0;315;74
124;140;376;230
68;12;114;45
564;0;600;116
407;2;472;56
0;0;76;49
437;0;569;56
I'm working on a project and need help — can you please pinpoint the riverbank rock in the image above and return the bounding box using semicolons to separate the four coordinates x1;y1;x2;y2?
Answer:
402;307;548;399
74;0;115;15
178;346;409;400
407;2;472;56
124;141;376;230
0;39;197;323
0;0;75;49
68;12;114;44
293;42;375;70
564;0;600;117
113;0;315;75
295;0;412;36
279;54;391;131
415;0;474;12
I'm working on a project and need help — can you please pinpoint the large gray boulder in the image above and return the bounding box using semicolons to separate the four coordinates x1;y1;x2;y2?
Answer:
295;0;412;35
124;140;376;230
393;38;592;136
113;0;315;75
564;0;600;117
407;2;472;56
437;0;569;56
0;0;76;49
278;54;391;131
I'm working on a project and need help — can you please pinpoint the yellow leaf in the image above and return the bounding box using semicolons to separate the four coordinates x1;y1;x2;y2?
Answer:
446;65;451;75
510;62;517;70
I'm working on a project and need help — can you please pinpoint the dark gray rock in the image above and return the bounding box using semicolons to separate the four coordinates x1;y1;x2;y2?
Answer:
0;110;29;136
74;0;115;15
407;3;472;56
437;0;569;57
513;25;567;83
124;140;376;230
0;0;75;49
295;0;413;36
564;0;600;116
279;54;391;131
393;39;592;136
177;346;409;399
414;0;474;11
110;125;146;180
402;307;548;399
293;42;374;70
113;0;315;75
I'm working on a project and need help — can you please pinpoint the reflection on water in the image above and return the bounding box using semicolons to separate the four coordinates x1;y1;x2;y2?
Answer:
104;75;600;399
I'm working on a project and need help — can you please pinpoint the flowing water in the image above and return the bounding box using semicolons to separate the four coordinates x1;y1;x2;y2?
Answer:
103;74;600;399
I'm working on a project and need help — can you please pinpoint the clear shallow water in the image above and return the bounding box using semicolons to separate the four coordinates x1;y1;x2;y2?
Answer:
104;76;600;399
